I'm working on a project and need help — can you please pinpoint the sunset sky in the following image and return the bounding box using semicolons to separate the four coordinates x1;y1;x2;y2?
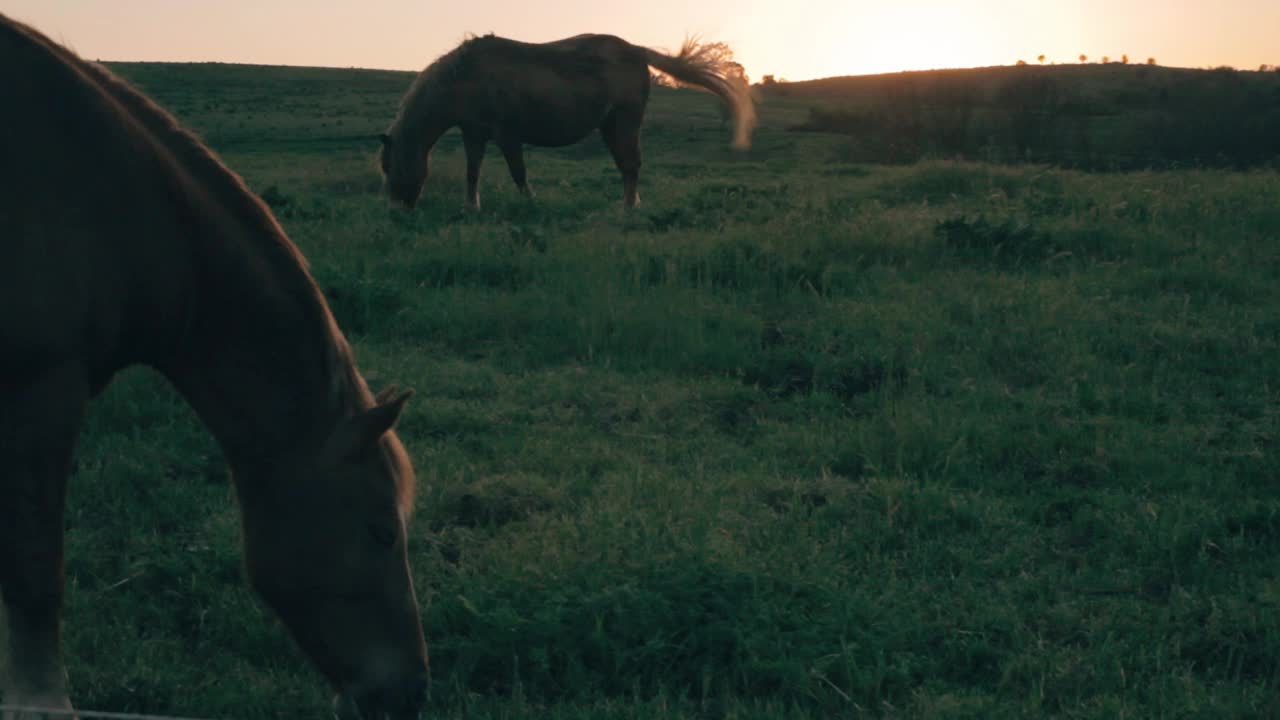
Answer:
6;0;1278;81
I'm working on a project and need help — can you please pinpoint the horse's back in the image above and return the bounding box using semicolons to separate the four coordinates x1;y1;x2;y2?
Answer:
463;33;646;75
541;33;637;57
448;33;649;145
461;33;649;100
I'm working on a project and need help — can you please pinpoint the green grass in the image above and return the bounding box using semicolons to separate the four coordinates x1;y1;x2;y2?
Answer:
31;62;1280;718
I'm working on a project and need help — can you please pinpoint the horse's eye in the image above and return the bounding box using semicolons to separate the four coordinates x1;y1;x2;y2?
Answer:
367;523;396;547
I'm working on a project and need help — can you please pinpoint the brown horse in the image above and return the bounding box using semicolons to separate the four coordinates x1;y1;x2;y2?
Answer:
378;33;756;209
0;14;426;720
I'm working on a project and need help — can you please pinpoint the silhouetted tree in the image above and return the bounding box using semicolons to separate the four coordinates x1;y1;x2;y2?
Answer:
722;61;747;85
760;74;777;85
1102;56;1110;64
1038;54;1046;64
1016;59;1028;66
1079;54;1088;63
1121;54;1129;64
1147;57;1157;65
696;40;736;67
659;40;741;87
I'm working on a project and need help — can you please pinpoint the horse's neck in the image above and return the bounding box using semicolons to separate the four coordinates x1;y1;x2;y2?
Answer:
400;82;454;145
160;207;361;472
6;15;361;471
129;116;362;473
399;113;448;151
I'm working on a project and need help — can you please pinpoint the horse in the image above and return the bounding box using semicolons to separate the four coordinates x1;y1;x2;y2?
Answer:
0;15;427;720
378;33;757;209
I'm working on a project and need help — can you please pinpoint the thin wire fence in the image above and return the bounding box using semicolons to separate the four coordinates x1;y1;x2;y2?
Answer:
0;706;221;720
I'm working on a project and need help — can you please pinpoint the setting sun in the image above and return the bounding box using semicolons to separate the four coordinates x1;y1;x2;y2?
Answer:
728;0;1091;80
852;3;1006;74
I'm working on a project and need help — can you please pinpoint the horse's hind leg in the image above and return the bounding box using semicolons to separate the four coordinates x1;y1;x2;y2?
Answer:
0;364;89;719
462;129;488;210
600;107;644;208
497;138;534;200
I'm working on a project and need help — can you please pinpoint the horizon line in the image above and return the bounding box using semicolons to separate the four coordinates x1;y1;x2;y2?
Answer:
90;57;1264;83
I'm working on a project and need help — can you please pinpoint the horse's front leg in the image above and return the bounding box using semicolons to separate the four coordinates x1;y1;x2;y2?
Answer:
1;364;89;720
462;129;488;210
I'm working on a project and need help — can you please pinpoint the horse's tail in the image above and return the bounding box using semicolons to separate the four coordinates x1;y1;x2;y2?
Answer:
644;39;756;149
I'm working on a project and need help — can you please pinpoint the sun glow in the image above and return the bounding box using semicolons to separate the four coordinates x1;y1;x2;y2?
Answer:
870;7;995;71
726;0;1051;82
5;0;1280;83
816;2;1012;77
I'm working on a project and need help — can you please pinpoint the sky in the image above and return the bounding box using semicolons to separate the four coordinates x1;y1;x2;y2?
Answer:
5;0;1278;82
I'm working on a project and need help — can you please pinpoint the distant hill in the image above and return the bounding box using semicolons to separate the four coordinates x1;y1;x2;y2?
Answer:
762;63;1280;109
761;64;1280;168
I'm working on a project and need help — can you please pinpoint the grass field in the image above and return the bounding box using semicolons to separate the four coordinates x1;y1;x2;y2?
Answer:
32;61;1280;718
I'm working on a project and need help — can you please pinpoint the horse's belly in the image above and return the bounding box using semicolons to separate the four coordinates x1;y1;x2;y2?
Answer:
515;108;609;147
521;128;594;147
499;83;615;147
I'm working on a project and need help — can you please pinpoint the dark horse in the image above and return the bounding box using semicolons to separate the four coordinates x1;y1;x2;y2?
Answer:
378;33;756;209
1;15;426;720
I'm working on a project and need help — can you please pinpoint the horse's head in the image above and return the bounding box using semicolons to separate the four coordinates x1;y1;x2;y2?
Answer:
378;132;429;209
239;389;427;720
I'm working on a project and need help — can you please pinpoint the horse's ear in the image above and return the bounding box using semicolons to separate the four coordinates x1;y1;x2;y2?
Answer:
327;389;413;459
374;384;402;404
378;133;392;147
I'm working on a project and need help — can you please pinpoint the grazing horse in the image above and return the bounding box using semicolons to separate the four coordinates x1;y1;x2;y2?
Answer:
0;14;427;720
378;33;757;209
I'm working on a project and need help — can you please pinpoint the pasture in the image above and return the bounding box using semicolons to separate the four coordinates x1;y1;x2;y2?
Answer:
41;61;1280;718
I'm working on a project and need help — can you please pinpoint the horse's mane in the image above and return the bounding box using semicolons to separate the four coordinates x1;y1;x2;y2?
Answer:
421;34;488;86
78;60;371;410
4;15;384;447
389;33;494;133
69;68;421;509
